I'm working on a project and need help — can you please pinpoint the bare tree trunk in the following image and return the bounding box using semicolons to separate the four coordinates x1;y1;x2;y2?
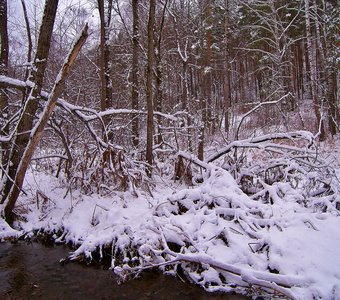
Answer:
146;0;155;175
312;0;335;136
131;0;139;148
3;25;88;224
98;0;113;129
0;0;9;173
205;0;212;130
223;0;231;133
313;0;338;136
21;0;32;81
0;0;59;223
155;51;163;146
305;0;326;140
168;3;191;150
327;58;338;135
154;0;168;147
198;0;212;161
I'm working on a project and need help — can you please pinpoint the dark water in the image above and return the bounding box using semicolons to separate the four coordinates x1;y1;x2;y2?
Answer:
0;242;249;300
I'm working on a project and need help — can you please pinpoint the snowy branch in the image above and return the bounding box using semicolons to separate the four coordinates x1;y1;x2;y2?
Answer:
206;131;315;163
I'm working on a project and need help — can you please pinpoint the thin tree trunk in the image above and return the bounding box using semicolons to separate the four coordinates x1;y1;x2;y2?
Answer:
0;0;9;173
154;0;168;147
21;0;32;81
198;0;212;161
155;53;163;146
305;0;325;140
313;0;338;136
98;0;113;128
131;0;139;148
327;59;338;135
146;0;155;174
168;3;191;150
205;0;212;130
312;0;334;135
223;0;231;133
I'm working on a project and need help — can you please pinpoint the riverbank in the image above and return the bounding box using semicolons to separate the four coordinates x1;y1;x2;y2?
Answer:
1;138;340;299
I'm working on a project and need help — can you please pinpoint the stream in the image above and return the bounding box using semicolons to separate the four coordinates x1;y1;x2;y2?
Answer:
0;241;250;300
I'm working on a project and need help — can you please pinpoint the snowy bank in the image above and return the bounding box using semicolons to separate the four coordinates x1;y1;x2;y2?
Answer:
1;155;339;300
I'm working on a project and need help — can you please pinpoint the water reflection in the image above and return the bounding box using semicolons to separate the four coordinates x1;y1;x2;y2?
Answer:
0;242;250;300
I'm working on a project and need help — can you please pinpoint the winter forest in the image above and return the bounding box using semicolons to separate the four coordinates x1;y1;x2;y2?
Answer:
0;0;339;299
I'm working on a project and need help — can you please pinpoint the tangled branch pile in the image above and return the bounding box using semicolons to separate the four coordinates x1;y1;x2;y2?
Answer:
66;131;339;300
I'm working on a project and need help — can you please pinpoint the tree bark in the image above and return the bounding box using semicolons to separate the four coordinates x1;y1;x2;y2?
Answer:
198;0;212;161
98;0;113;127
2;24;88;224
146;0;155;174
154;0;168;147
21;0;32;81
0;0;9;173
327;59;338;135
131;0;139;148
305;0;326;140
223;0;231;133
0;0;59;223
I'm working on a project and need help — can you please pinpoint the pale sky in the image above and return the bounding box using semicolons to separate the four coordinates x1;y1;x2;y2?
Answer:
7;0;100;66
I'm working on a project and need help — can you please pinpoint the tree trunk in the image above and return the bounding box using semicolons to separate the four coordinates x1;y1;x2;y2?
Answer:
305;0;326;140
3;25;87;223
0;0;59;223
0;0;9;173
146;0;155;174
155;51;163;146
131;0;139;148
223;0;231;133
98;0;113;130
21;0;32;81
198;0;212;161
205;0;212;130
154;0;168;147
327;60;338;135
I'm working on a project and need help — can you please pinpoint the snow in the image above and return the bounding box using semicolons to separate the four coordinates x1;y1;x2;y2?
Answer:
0;217;19;240
1;142;340;299
268;216;340;299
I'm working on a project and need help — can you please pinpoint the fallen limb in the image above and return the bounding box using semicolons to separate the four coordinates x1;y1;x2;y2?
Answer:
0;75;183;124
206;131;315;163
116;248;305;300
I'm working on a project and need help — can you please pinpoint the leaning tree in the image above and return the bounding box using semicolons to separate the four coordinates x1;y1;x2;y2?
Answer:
0;0;88;223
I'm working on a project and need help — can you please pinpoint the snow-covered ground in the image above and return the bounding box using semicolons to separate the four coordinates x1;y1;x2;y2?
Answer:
1;137;340;300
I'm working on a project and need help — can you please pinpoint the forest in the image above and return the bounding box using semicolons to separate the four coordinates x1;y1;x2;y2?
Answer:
0;0;339;299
